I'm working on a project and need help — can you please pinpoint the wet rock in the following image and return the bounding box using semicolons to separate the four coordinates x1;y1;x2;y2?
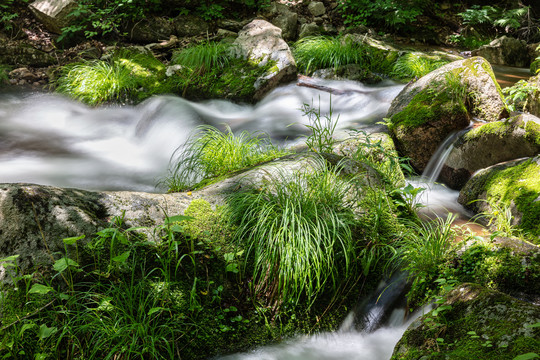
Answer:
387;57;508;172
29;0;77;34
232;19;297;101
441;114;540;189
458;155;540;240
392;284;540;359
472;36;530;68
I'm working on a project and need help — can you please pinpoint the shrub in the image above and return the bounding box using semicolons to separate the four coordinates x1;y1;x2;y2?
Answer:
503;79;538;112
163;125;290;192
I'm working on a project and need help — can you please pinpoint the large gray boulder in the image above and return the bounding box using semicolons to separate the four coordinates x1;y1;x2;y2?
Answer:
263;2;298;41
29;0;77;34
440;114;540;189
232;19;297;101
387;57;509;173
472;36;530;68
0;40;56;67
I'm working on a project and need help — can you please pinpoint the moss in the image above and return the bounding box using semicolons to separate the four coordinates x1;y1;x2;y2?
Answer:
481;158;540;240
524;120;540;146
464;120;509;141
175;58;276;103
390;87;467;129
393;284;540;360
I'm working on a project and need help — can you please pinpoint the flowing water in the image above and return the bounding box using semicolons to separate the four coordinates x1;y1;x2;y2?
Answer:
1;78;471;359
0;80;402;192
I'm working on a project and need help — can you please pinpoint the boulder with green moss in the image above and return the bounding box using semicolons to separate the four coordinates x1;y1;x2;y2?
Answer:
232;19;297;101
392;283;540;360
458;156;540;243
472;36;530;68
440;114;540;189
387;57;509;172
524;74;540;117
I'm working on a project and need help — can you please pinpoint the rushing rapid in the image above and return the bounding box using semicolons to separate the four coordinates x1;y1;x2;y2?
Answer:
0;80;403;192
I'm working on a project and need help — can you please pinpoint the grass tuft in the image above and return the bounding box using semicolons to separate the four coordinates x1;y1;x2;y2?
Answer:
172;41;234;73
392;53;449;80
163;125;290;192
227;158;360;308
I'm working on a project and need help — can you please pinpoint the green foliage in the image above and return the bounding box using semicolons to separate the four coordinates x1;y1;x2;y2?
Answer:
188;0;271;21
458;5;532;38
448;34;490;50
0;64;10;84
503;79;539;112
293;36;369;75
59;0;163;41
302;98;339;153
0;0;28;31
391;53;449;80
55;50;175;105
164;125;290;192
227;158;360;308
337;0;428;31
172;42;234;73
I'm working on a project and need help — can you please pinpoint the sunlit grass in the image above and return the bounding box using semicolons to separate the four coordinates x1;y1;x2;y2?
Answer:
392;52;449;80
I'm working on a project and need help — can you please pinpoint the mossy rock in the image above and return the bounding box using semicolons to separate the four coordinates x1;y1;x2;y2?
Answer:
387;57;509;173
441;114;540;189
392;283;540;360
524;74;540;117
458;156;540;243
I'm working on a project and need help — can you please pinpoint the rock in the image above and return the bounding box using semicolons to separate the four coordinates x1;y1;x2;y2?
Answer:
312;64;383;83
264;3;298;41
29;0;77;34
440;114;540;189
298;23;321;39
0;151;388;278
216;19;251;32
387;57;509;172
8;67;38;82
173;14;210;37
232;19;297;101
127;16;176;43
0;41;56;67
524;74;540;116
458;155;540;240
472;36;530;68
392;284;540;359
307;1;326;17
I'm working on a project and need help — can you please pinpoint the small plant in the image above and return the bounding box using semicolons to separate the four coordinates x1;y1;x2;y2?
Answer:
302;98;339;153
503;79;539;112
472;199;521;237
164;125;290;192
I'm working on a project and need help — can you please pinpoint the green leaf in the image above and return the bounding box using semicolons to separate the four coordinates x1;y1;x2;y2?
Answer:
53;257;79;273
35;354;47;360
148;307;168;316
37;324;57;340
165;215;195;224
19;323;36;337
62;235;85;245
112;251;130;264
513;353;539;360
525;322;540;328
28;284;54;295
0;255;19;264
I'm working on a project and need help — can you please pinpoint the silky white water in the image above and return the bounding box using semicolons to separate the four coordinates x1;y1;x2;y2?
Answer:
0;80;402;192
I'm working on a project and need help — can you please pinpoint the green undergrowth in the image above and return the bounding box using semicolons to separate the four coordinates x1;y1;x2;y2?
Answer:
171;41;275;102
391;52;450;80
55;50;177;105
292;36;395;77
0;64;9;84
163;125;291;192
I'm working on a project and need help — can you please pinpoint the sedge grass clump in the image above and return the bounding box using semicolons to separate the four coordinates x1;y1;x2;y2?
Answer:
55;50;174;105
293;36;370;75
392;52;449;80
164;125;290;192
227;159;360;308
172;41;234;73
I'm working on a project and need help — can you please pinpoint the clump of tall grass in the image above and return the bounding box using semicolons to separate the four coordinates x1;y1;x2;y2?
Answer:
227;158;360;308
56;50;172;105
293;36;370;74
172;41;234;73
391;52;449;80
164;125;290;192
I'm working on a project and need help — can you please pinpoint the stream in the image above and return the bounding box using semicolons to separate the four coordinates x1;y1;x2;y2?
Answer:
0;69;514;358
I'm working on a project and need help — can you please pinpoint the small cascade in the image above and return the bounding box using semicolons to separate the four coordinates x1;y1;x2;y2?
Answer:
421;129;469;183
